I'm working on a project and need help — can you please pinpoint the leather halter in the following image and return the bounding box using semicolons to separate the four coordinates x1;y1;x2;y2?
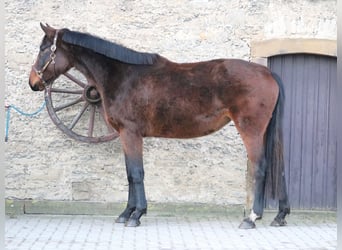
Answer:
32;30;59;85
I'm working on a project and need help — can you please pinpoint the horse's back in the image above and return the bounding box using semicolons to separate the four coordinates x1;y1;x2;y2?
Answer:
157;58;279;121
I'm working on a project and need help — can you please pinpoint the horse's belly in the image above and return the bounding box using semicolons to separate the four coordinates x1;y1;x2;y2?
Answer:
149;111;231;139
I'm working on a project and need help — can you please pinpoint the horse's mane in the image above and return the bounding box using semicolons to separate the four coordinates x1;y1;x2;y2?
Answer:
62;29;159;65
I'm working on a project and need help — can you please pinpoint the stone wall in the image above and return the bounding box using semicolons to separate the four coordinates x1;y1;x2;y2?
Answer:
5;0;336;206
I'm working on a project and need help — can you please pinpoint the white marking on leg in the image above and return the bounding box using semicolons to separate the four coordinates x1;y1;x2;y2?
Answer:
249;210;259;222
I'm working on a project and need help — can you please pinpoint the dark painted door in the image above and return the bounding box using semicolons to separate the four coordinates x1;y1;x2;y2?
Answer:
266;54;337;210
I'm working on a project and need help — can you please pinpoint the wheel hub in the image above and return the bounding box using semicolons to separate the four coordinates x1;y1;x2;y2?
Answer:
84;86;101;104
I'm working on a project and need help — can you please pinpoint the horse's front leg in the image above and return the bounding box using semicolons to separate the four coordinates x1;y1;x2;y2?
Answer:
116;130;147;227
115;181;136;223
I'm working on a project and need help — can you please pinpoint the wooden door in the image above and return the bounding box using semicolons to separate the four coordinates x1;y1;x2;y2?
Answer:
267;54;337;210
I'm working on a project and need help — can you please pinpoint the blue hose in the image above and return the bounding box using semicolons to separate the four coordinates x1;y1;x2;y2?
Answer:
5;101;46;142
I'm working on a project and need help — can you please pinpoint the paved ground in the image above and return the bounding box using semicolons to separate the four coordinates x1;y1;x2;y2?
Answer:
5;212;337;250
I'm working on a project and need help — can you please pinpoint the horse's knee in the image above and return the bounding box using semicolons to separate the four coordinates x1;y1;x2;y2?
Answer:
129;167;144;184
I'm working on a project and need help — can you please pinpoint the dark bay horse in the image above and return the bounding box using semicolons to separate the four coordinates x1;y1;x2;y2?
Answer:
29;23;290;228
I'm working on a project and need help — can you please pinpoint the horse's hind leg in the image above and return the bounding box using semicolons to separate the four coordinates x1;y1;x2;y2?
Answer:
115;130;147;227
241;158;267;229
236;132;267;229
271;174;290;226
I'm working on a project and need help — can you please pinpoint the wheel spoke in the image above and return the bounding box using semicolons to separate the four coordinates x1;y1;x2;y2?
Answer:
54;96;84;112
45;68;119;143
88;105;96;137
63;72;87;88
68;102;90;130
50;88;83;94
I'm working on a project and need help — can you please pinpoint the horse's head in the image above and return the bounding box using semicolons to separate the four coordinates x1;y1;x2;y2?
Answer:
29;23;72;91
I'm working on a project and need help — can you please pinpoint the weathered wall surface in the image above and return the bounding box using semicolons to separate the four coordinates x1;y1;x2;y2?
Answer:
5;0;336;205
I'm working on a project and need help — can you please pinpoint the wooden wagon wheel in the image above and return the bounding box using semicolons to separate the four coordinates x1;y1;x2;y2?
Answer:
44;69;119;143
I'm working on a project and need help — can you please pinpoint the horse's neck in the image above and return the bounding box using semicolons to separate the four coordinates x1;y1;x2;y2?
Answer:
72;50;111;83
72;52;97;77
71;49;128;91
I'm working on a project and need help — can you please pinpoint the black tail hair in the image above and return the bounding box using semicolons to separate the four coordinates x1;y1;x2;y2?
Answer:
264;72;286;200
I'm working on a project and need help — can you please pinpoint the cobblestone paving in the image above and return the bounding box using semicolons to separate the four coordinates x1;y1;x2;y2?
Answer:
6;214;337;250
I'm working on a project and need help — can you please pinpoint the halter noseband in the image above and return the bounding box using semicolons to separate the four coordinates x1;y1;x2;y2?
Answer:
33;30;59;85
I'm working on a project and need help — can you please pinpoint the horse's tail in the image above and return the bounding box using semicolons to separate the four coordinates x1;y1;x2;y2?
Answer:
264;72;286;200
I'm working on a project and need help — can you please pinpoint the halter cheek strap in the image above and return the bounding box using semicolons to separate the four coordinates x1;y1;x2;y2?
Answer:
33;30;59;84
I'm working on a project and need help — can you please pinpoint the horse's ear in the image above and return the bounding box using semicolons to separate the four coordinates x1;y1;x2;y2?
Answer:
40;22;55;38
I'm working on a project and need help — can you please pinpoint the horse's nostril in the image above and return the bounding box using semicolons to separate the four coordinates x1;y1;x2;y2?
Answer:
29;81;41;91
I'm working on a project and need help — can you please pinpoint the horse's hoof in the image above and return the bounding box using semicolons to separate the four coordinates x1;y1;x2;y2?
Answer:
115;216;128;224
239;218;256;229
125;218;141;227
270;218;287;227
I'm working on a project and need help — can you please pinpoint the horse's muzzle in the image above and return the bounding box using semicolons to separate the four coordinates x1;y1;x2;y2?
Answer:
29;81;42;91
29;70;45;91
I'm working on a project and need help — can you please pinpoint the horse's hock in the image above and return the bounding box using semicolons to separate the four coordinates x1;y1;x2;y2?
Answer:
5;0;336;211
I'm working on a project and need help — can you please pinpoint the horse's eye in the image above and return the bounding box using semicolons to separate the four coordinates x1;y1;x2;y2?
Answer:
40;45;49;52
39;41;52;52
